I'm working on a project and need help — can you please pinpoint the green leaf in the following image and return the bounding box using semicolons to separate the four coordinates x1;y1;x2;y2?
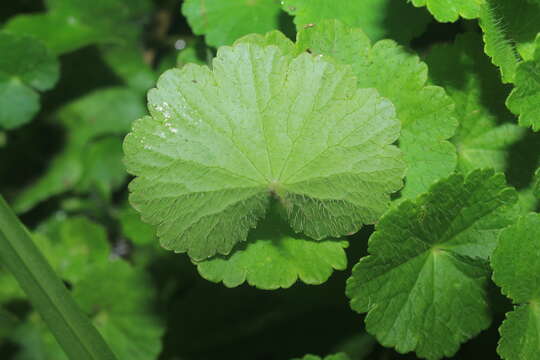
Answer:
3;0;151;54
0;32;59;129
4;14;101;55
296;20;457;197
118;205;156;246
35;216;110;284
506;34;540;131
409;0;483;22
478;0;540;83
281;0;431;43
346;169;518;359
491;213;540;360
196;207;348;289
182;0;283;47
75;137;127;200
425;33;526;172
14;87;145;213
124;41;405;260
72;261;164;360
292;353;351;360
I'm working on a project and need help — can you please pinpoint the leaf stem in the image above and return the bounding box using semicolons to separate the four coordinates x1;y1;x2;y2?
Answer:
0;195;117;360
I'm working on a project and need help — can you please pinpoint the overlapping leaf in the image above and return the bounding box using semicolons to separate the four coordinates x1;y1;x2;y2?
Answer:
281;0;431;43
0;32;59;129
426;33;525;172
182;0;284;47
346;169;518;359
124;41;405;261
506;34;540;131
296;20;457;197
491;213;540;360
196;207;348;289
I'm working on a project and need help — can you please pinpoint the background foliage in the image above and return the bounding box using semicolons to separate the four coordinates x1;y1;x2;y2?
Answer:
1;0;539;359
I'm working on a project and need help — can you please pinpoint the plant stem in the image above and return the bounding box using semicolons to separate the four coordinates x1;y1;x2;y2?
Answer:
0;196;117;360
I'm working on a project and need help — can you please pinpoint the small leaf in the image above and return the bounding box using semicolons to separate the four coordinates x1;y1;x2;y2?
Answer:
346;169;518;360
0;32;59;129
196;207;348;289
124;41;405;260
182;0;284;47
491;213;540;360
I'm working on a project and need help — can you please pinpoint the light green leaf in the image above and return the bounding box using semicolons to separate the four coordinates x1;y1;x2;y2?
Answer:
506;35;540;131
14;87;145;213
182;0;283;47
0;32;59;129
296;20;457;197
196;207;348;289
346;169;518;359
292;353;351;360
491;213;540;360
124;41;405;260
425;33;526;172
282;0;431;43
478;0;540;83
3;0;151;55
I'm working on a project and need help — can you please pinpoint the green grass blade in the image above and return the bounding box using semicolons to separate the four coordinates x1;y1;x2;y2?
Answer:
0;195;117;360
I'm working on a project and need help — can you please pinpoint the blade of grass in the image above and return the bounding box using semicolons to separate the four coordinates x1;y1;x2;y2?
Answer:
0;195;117;360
